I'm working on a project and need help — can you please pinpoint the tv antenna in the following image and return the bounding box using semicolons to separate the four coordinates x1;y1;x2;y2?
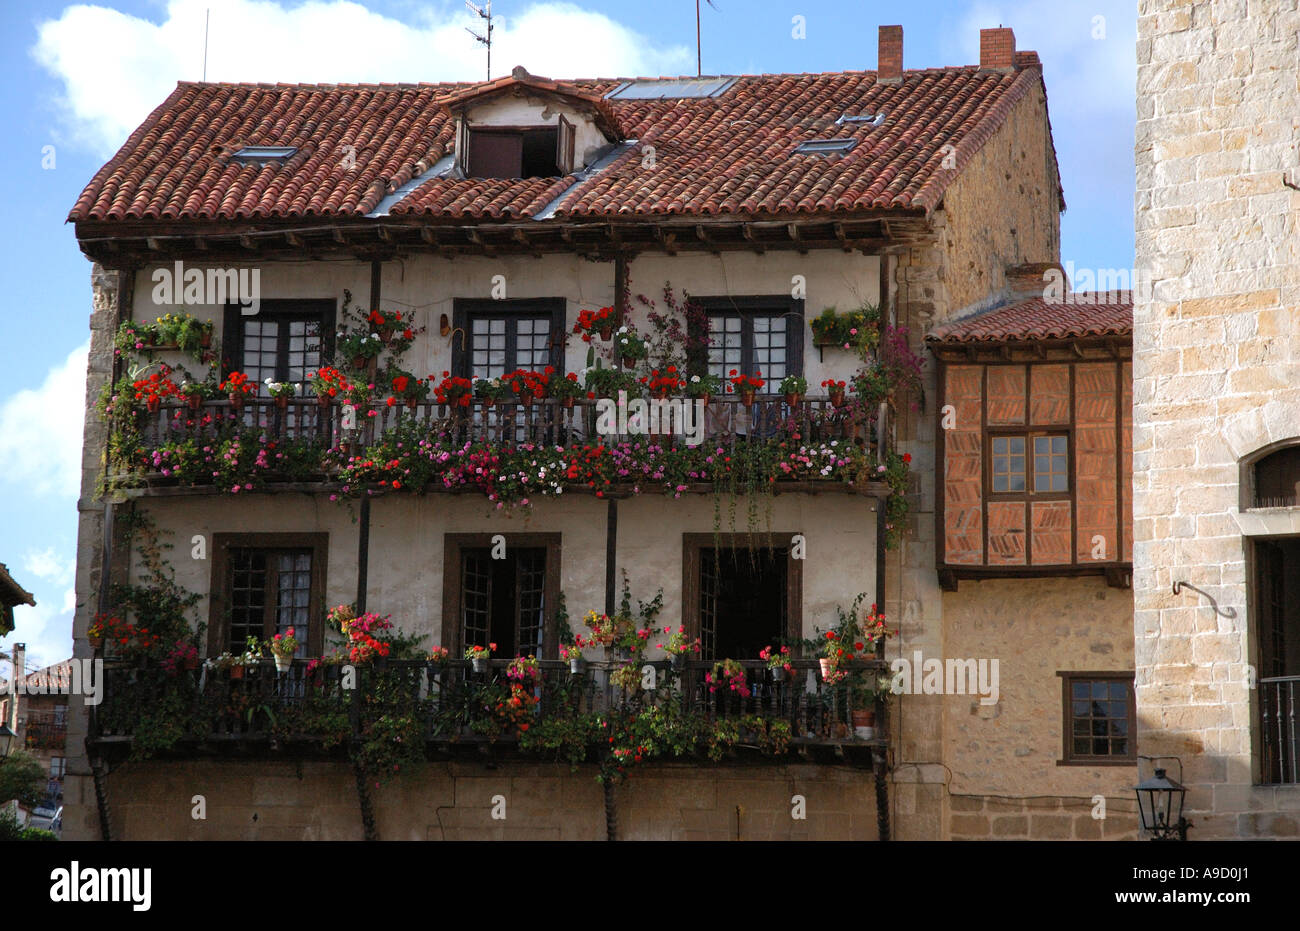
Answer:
466;0;493;81
696;0;718;77
202;8;210;81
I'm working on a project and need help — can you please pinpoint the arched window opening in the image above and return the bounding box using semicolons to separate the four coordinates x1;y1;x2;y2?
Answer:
1254;447;1300;509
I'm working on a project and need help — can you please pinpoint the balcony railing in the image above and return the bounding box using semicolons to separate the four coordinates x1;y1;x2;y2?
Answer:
136;395;882;455
23;718;68;752
90;657;888;761
1261;675;1299;784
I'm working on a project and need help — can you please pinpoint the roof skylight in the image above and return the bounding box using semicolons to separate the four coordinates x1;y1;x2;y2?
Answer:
793;138;858;156
231;146;298;162
605;77;737;100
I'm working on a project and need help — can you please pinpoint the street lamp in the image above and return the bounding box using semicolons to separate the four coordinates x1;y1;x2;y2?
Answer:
0;723;15;759
1134;767;1190;841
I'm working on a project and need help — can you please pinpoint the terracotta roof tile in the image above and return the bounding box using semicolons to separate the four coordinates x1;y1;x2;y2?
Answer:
926;294;1132;343
70;62;1059;225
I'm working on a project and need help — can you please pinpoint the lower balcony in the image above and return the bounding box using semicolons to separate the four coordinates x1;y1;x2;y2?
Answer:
89;657;889;773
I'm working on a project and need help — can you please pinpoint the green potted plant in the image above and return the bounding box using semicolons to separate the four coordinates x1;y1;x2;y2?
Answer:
177;379;211;412
584;366;639;400
658;625;700;670
269;627;298;673
337;329;383;371
728;371;765;405
465;642;495;673
759;643;794;682
471;376;506;408
221;371;257;411
389;371;428;410
684;371;722;405
263;378;298;409
613;327;648;369
548;371;585;409
779;375;807;406
309;367;350;407
559;641;585;674
821;378;847;408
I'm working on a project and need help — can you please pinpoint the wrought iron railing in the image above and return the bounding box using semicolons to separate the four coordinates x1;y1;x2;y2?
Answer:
1261;675;1299;784
90;656;888;752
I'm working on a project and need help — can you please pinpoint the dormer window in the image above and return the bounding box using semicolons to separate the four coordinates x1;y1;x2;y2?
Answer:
465;118;575;178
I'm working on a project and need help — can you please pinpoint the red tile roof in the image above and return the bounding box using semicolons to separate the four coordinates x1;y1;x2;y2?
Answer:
70;61;1059;225
926;294;1132;343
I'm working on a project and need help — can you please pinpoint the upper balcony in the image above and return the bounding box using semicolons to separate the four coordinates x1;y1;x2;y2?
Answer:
107;394;899;503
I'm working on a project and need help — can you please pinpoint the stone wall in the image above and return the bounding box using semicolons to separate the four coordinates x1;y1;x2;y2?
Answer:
1134;0;1300;836
97;760;881;841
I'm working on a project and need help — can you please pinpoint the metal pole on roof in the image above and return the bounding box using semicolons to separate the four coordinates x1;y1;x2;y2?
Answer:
202;9;210;82
696;0;701;76
466;0;493;81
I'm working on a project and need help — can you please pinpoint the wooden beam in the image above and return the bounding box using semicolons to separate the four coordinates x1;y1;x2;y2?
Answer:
146;237;165;252
285;231;305;247
695;225;721;256
333;229;348;245
238;235;256;251
654;228;678;256
742;224;765;254
833;223;852;253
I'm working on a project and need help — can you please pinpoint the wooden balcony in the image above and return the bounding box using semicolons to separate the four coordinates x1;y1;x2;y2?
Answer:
88;656;889;766
118;395;892;498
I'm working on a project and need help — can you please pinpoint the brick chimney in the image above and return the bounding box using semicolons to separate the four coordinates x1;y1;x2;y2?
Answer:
877;25;903;84
979;27;1016;72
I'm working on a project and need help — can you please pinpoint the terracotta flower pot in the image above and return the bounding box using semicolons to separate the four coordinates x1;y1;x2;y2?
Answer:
229;393;245;411
740;390;757;406
88;634;104;651
599;326;613;341
274;395;289;410
517;394;533;408
229;664;245;680
186;395;203;412
316;394;331;409
482;397;497;409
622;356;638;369
351;354;369;370
405;397;419;411
560;397;575;410
851;709;876;728
379;326;395;343
829;390;847;409
819;657;834;679
784;392;803;407
200;330;213;348
146;396;161;413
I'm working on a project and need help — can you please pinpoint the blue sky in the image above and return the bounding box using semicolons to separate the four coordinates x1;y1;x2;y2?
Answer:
0;0;1135;671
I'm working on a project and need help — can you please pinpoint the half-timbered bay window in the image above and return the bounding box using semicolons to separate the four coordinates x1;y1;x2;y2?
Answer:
682;534;801;661
208;533;328;657
691;297;804;388
1059;672;1135;764
443;534;562;658
452;299;565;379
222;299;334;397
929;312;1133;590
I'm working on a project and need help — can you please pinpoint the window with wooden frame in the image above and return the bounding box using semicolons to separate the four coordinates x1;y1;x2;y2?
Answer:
452;299;565;379
442;533;562;659
1058;672;1135;764
688;296;804;387
209;533;328;657
682;534;802;661
461;117;576;178
989;432;1070;495
222;299;335;397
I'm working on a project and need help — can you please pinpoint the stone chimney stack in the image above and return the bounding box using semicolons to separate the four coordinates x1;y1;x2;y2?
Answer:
1005;262;1067;303
878;26;903;84
979;27;1017;72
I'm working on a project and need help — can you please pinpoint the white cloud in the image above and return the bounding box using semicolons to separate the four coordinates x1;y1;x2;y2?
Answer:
21;548;75;587
33;0;691;157
0;341;88;500
1;584;77;672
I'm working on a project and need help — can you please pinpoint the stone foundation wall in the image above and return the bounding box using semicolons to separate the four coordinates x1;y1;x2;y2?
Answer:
92;761;882;841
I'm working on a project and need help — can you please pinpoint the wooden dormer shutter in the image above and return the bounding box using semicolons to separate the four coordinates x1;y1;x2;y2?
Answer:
556;115;576;174
456;116;470;175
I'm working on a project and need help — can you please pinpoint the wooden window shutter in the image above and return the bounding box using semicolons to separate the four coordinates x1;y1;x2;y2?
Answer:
556;115;576;174
456;117;470;175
